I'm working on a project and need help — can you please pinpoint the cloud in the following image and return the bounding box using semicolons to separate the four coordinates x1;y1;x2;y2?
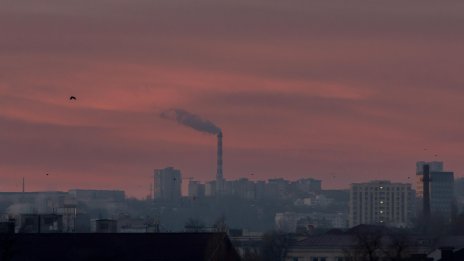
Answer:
1;0;464;196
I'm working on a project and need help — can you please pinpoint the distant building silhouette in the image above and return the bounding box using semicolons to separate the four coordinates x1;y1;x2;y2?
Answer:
94;219;117;233
224;178;256;200
205;180;216;197
454;177;464;210
416;161;455;219
275;211;348;232
68;189;125;203
17;214;63;233
189;177;321;201
189;177;321;200
349;180;415;227
416;161;444;173
154;167;182;201
188;180;205;198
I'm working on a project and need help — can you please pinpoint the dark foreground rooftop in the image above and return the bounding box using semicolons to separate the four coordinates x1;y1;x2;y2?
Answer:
0;233;240;261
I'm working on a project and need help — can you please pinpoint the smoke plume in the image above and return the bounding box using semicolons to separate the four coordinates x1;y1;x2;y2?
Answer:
160;108;221;135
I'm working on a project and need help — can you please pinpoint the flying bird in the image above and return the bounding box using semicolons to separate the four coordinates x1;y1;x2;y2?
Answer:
69;96;77;101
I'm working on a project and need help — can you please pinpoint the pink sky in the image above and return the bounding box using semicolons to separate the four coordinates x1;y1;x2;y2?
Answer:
1;0;464;198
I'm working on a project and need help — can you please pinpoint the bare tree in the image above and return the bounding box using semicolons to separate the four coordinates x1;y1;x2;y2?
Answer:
383;231;412;261
261;231;287;261
241;248;261;261
213;215;228;233
184;218;205;232
345;227;414;261
0;233;15;261
344;226;385;261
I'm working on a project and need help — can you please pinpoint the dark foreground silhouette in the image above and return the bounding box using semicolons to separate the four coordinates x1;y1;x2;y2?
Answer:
0;232;240;261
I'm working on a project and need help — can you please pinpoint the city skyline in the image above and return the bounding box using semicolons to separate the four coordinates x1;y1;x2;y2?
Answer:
0;162;452;199
2;0;464;198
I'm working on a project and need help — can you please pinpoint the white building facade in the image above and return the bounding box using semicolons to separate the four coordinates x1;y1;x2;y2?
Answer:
349;180;415;227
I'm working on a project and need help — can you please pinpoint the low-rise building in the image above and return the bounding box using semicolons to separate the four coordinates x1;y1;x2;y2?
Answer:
276;212;348;233
285;225;436;261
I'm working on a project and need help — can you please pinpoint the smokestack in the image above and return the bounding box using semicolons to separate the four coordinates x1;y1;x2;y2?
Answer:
217;132;223;181
160;108;224;193
216;132;224;195
423;164;431;219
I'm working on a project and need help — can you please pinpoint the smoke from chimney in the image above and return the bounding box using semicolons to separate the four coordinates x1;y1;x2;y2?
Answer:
160;109;221;135
160;108;224;192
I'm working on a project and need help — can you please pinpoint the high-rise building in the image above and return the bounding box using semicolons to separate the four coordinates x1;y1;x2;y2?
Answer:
455;177;464;210
415;161;454;219
153;167;182;201
224;178;256;200
291;178;322;194
416;161;444;173
205;180;216;197
188;180;205;198
266;178;289;199
349;180;415;227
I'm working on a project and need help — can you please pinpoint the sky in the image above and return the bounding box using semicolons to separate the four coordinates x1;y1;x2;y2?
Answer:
1;0;464;198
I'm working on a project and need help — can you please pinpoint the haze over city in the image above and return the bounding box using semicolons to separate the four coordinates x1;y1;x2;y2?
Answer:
2;0;464;198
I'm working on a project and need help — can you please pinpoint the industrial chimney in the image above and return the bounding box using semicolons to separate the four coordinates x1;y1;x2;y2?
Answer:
216;132;224;195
